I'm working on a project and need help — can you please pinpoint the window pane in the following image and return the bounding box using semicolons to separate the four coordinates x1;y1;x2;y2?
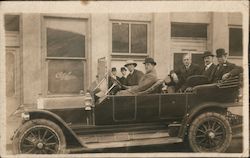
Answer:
5;15;19;31
47;28;85;57
48;60;84;94
173;53;186;70
171;23;207;38
229;28;242;56
112;23;129;53
192;54;204;67
131;24;147;53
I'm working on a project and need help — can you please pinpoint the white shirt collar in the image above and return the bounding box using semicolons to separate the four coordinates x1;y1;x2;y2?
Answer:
185;64;191;69
130;70;134;75
206;62;213;68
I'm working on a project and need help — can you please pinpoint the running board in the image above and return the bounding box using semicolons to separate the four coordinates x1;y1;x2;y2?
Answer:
78;129;170;144
69;137;183;153
85;137;182;149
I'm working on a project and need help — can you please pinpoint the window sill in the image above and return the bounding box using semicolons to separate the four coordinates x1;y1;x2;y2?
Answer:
45;94;85;98
111;53;148;59
228;56;243;59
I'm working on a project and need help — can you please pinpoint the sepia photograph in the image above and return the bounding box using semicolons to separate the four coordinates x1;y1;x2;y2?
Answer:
0;1;249;157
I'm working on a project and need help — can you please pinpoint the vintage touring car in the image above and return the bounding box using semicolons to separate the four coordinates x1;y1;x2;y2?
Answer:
12;75;242;154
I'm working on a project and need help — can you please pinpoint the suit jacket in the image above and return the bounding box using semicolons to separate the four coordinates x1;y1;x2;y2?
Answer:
108;75;119;88
200;63;216;82
125;69;144;86
118;76;127;85
129;69;158;93
211;61;243;83
175;63;201;90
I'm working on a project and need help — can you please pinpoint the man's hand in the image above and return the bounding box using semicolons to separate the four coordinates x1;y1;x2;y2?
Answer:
122;85;129;89
164;76;171;84
171;73;179;83
222;73;231;80
185;87;193;93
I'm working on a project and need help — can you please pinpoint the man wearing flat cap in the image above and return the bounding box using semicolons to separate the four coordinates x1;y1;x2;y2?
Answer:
124;60;144;86
200;51;216;82
117;57;158;95
211;48;243;82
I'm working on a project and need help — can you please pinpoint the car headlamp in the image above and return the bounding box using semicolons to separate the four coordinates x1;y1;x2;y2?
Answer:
21;112;30;121
84;92;93;107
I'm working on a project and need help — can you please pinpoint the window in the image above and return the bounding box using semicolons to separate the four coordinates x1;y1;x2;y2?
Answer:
112;21;149;55
229;27;242;56
44;17;87;95
5;14;20;31
171;23;207;38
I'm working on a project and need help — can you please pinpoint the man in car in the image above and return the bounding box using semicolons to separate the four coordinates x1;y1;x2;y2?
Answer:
124;60;144;86
118;67;127;85
200;51;216;83
167;53;200;92
108;67;120;95
211;48;243;82
117;58;158;95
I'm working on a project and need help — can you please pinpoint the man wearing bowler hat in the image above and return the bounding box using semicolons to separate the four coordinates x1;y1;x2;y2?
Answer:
200;51;216;82
117;57;158;95
211;48;243;82
124;59;144;86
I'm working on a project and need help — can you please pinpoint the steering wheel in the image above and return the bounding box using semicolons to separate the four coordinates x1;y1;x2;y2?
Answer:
111;77;123;87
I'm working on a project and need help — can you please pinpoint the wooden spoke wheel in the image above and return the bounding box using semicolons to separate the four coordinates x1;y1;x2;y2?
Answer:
188;112;232;152
13;119;66;154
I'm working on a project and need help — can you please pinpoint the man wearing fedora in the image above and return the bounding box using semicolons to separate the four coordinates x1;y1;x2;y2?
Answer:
117;57;158;95
200;51;216;82
211;48;243;82
124;59;144;86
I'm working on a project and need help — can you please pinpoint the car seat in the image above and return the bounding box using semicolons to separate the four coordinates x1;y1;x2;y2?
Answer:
137;79;164;95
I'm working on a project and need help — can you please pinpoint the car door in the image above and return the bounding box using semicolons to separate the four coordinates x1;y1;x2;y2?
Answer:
113;96;136;122
159;93;187;119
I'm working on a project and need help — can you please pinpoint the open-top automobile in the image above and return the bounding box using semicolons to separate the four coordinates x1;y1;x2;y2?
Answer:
12;75;243;154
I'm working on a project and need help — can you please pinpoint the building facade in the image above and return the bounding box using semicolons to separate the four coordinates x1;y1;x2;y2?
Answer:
5;12;243;116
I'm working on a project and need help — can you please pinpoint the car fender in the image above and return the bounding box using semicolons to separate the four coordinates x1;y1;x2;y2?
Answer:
178;101;242;139
21;109;85;148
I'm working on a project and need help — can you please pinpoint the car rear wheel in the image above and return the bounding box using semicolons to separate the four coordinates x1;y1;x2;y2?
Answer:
13;119;66;154
188;112;232;152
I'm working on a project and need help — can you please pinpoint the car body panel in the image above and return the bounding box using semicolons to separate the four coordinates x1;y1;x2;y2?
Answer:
95;93;187;125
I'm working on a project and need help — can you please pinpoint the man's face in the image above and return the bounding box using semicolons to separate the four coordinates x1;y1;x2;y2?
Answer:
111;70;117;76
121;70;126;76
204;56;213;65
126;64;135;72
183;55;191;67
145;63;154;73
217;55;227;64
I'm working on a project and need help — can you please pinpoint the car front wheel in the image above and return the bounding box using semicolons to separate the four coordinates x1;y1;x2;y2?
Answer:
13;119;66;154
188;112;232;152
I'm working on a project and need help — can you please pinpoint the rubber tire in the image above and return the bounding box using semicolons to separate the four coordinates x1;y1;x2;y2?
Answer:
12;119;66;154
188;112;232;152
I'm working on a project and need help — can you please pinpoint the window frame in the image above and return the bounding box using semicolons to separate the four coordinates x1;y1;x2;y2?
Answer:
228;25;243;58
42;15;89;97
171;22;208;40
110;20;151;57
171;51;204;71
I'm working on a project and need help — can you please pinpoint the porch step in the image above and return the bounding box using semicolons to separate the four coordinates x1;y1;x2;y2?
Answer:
84;137;183;149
